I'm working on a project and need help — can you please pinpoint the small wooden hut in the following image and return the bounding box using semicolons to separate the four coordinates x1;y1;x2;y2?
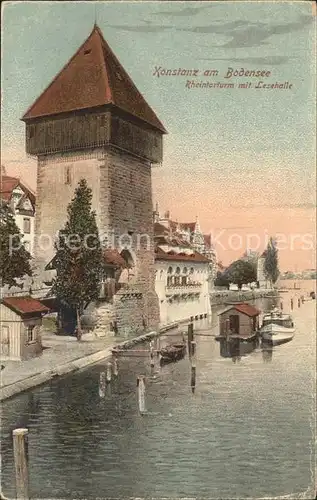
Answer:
218;303;260;338
0;296;49;360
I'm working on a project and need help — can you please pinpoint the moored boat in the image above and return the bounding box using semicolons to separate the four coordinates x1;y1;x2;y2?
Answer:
260;307;295;346
159;343;186;363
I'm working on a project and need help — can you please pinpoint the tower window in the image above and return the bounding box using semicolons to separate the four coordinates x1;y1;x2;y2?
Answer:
65;165;72;185
23;218;31;234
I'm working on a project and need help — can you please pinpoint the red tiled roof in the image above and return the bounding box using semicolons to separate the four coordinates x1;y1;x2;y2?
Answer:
0;176;36;207
0;176;19;201
2;296;49;315
103;249;127;268
155;247;210;263
228;303;260;317
22;25;166;133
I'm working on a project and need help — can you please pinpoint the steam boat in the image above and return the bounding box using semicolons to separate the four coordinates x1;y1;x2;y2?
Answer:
260;307;295;346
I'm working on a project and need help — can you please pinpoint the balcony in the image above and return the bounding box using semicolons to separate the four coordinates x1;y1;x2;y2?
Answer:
165;282;202;296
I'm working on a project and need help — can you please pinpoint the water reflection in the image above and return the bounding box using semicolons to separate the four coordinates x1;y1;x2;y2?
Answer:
1;291;315;499
219;337;257;360
262;343;273;363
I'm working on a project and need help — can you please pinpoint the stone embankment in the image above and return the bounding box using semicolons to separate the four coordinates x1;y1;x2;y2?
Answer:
210;289;278;306
0;323;179;402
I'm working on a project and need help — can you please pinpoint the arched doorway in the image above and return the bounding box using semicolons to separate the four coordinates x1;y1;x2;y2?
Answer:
119;249;135;284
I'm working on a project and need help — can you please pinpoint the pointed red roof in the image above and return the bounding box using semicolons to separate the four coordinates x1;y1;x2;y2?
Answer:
22;25;166;133
0;176;36;207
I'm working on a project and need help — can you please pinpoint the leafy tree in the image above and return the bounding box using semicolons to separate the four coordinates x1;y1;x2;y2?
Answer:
51;179;103;335
242;251;259;275
283;270;295;279
214;271;230;288
264;237;279;286
0;201;32;287
225;259;257;289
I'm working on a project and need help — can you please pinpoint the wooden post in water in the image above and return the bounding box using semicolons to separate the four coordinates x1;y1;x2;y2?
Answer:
149;340;155;374
290;298;294;310
280;301;283;310
99;372;106;398
106;362;112;383
13;428;29;500
112;357;118;377
187;322;194;356
137;375;146;414
191;340;196;357
190;359;196;393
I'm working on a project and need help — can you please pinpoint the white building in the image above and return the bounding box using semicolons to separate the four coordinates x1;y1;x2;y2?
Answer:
153;206;217;272
257;251;271;289
0;175;36;255
153;215;215;325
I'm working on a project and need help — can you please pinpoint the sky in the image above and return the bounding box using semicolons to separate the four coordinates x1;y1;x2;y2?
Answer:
1;1;316;271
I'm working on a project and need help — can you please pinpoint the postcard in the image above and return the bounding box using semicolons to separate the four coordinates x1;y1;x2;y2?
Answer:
1;1;316;499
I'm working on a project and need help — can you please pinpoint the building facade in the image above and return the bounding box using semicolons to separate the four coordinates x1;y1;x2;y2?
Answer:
0;175;36;255
154;220;214;325
21;25;166;335
257;251;271;289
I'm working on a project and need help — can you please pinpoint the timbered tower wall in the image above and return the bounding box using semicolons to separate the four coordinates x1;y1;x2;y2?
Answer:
22;25;166;334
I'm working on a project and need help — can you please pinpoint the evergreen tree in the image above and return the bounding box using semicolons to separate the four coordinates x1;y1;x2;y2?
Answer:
0;201;32;287
51;179;103;335
264;237;279;286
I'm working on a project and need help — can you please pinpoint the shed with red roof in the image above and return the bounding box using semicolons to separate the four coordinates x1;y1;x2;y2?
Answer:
218;303;260;338
0;296;49;361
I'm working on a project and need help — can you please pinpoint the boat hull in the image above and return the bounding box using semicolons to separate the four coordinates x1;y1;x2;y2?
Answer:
261;325;295;345
159;344;186;364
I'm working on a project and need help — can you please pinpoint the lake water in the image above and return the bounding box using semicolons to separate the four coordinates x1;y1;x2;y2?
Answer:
1;284;316;499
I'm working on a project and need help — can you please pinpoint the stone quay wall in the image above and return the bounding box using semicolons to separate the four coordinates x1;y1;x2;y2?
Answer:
210;289;278;306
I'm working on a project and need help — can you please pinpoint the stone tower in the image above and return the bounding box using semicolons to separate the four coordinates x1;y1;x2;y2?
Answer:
22;25;166;333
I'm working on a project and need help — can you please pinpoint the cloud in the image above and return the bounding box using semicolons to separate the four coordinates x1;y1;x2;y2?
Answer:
217;16;314;48
105;23;171;33
153;5;215;17
198;56;290;65
177;15;314;48
176;20;265;34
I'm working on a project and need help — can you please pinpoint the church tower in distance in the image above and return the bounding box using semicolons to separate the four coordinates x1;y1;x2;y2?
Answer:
22;25;166;333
